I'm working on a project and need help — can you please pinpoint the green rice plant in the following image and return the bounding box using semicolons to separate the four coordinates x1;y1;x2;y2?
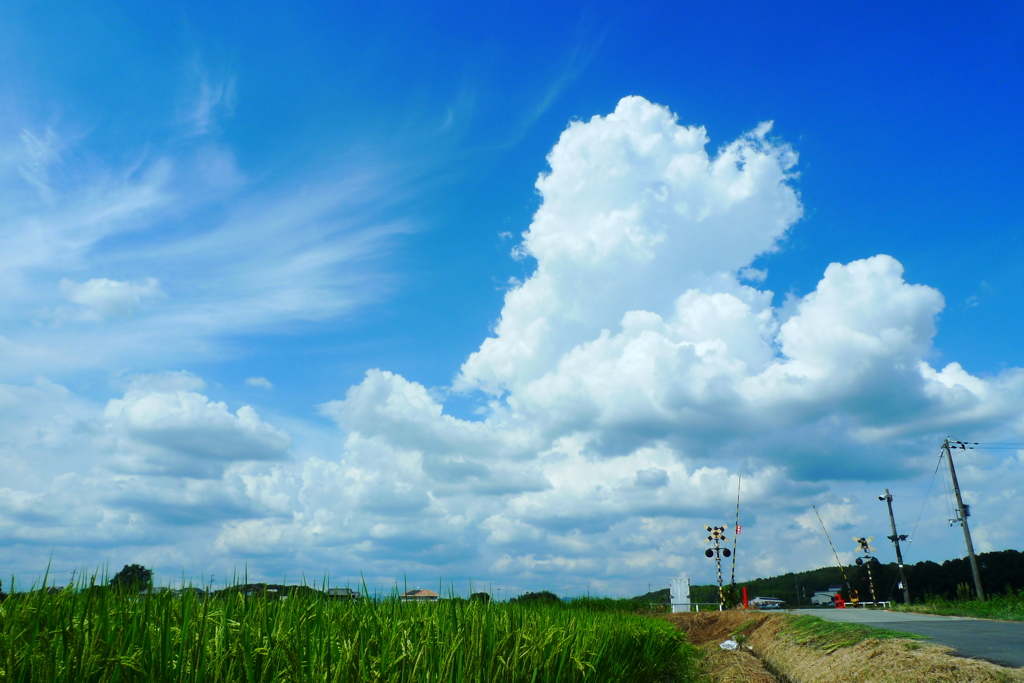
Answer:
0;579;701;682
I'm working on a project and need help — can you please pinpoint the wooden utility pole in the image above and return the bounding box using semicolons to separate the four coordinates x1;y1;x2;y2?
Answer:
880;489;911;605
943;438;985;601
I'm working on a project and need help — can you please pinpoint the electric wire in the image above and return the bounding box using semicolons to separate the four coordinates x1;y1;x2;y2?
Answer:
939;448;958;527
948;441;1024;450
907;450;945;546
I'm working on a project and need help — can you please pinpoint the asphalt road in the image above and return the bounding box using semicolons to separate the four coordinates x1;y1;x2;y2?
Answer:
791;608;1024;668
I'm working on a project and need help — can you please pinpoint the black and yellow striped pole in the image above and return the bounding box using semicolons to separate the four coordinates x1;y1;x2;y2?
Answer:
854;536;879;604
813;505;857;606
704;525;732;610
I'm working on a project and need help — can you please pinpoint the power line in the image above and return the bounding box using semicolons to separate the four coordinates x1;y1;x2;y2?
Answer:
948;441;1024;450
906;450;944;550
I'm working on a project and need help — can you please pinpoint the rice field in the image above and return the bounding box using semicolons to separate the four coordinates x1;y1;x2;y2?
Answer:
0;582;701;682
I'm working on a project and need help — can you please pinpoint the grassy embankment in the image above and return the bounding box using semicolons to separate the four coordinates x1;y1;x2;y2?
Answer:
0;583;701;682
669;611;1024;683
896;590;1024;621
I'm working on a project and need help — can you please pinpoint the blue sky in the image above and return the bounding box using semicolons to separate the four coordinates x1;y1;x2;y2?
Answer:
1;1;1023;596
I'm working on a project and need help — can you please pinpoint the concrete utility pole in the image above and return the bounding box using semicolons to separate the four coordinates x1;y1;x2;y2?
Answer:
943;438;985;601
880;489;911;605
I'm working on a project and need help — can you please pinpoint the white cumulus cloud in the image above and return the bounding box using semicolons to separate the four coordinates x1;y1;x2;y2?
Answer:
457;97;802;395
59;277;164;320
301;96;1024;587
104;376;291;478
3;97;1024;594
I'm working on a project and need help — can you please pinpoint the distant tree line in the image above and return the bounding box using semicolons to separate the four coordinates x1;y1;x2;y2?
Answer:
682;549;1024;605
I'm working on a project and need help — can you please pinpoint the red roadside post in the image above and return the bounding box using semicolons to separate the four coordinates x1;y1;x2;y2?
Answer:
742;587;748;608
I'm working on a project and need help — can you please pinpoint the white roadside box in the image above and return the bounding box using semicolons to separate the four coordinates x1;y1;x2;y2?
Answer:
670;577;691;613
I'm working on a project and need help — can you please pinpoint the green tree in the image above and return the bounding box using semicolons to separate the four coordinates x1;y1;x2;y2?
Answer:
510;590;561;604
470;591;491;603
110;564;153;592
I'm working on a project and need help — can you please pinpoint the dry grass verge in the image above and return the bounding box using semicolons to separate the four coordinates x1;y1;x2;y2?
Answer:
694;641;780;683
663;612;780;682
664;611;1024;683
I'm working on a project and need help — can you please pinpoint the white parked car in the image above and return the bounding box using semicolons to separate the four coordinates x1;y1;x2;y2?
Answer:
749;596;785;609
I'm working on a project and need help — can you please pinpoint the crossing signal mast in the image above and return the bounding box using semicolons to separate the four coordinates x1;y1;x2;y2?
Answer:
704;525;731;610
853;536;880;603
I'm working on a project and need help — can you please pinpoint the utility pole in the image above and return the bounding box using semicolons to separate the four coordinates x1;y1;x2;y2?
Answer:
879;489;911;605
943;438;985;601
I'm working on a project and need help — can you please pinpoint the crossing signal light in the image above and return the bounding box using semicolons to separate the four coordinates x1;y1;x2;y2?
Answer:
703;524;730;609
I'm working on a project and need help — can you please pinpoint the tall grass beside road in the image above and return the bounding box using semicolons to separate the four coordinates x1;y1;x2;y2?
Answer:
0;583;700;682
896;589;1024;621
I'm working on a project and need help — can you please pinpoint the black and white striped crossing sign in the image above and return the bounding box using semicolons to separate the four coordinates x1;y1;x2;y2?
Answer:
704;525;731;609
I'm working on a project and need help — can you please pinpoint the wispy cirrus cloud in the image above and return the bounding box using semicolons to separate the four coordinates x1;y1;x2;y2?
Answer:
0;98;414;374
178;58;237;137
17;127;61;198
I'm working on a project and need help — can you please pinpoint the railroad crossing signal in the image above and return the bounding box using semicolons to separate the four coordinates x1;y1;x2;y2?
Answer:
854;536;876;554
853;536;880;603
704;525;731;609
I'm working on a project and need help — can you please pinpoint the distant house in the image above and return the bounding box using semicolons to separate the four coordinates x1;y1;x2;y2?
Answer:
810;586;843;606
327;587;360;600
400;589;439;602
749;596;785;609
